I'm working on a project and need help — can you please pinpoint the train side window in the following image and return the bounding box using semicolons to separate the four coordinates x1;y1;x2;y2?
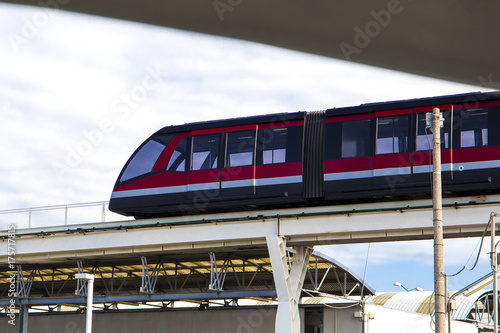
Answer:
341;119;372;158
261;128;287;164
167;137;188;172
416;111;451;150
376;115;409;154
226;130;255;167
192;134;220;170
120;139;166;182
460;108;488;148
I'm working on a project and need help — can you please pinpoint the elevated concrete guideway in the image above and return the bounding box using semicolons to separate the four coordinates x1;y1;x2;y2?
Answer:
2;195;499;333
2;194;499;265
2;0;500;89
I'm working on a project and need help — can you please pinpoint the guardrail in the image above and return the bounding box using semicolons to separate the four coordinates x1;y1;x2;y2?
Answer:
0;201;130;230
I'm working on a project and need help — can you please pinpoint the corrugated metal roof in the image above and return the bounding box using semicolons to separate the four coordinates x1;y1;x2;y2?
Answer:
452;289;491;321
303;297;326;305
369;289;494;323
371;292;398;306
415;293;434;316
370;291;435;314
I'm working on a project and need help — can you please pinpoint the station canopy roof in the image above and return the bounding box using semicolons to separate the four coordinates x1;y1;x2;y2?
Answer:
0;250;375;311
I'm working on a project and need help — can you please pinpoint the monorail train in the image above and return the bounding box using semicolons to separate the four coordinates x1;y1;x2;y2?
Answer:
109;91;500;218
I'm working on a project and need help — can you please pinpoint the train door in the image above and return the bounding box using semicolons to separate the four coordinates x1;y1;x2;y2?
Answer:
221;125;257;196
187;129;222;209
372;109;412;190
323;114;374;199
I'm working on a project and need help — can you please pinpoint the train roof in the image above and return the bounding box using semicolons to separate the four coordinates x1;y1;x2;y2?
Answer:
326;91;500;117
153;91;500;136
154;111;307;135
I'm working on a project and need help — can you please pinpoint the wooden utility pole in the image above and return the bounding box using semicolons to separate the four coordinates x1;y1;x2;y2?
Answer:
431;108;446;333
492;214;498;333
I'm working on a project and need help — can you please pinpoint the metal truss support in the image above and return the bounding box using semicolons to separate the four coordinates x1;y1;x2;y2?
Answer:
316;264;332;292
208;252;230;291
266;236;313;333
140;256;160;294
307;257;333;293
75;261;87;296
16;265;35;298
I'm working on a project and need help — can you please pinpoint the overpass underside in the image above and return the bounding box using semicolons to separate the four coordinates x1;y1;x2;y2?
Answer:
0;250;369;308
1;195;499;265
2;0;500;89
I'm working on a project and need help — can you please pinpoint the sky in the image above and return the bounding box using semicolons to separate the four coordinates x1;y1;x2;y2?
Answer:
0;3;496;293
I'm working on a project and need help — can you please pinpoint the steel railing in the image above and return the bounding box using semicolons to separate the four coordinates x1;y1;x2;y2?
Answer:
0;201;127;229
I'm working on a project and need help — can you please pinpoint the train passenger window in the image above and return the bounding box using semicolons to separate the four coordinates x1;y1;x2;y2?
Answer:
376;115;409;154
461;108;488;148
226;130;255;167
191;134;220;170
416;111;451;150
341;119;372;158
120;139;166;182
262;128;287;164
167;137;188;172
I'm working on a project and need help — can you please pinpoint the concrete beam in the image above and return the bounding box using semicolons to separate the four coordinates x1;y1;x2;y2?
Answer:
1;195;499;264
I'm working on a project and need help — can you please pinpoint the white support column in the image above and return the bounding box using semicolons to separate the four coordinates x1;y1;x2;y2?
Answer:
266;236;313;333
75;274;95;333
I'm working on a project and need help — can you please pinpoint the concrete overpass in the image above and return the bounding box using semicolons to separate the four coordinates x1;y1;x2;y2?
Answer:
2;195;499;265
2;0;500;89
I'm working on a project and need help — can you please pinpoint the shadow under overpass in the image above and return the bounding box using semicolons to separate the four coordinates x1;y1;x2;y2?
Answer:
1;0;500;89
